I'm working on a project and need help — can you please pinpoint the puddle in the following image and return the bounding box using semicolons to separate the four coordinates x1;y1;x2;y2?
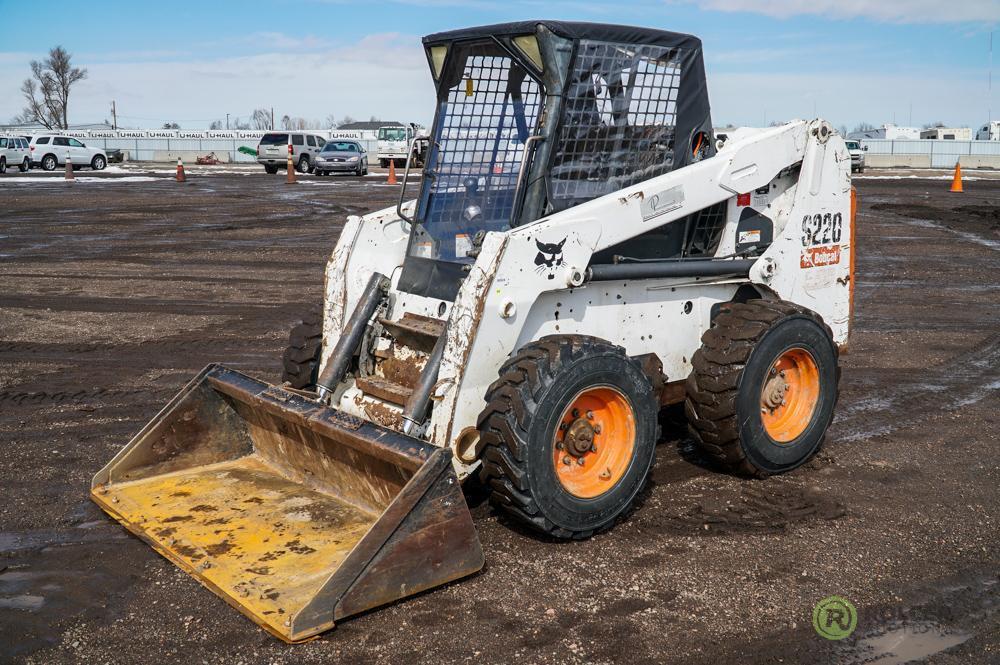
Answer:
850;622;973;664
0;594;46;610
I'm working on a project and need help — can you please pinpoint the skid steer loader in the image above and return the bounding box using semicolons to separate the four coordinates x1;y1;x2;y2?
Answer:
92;21;856;642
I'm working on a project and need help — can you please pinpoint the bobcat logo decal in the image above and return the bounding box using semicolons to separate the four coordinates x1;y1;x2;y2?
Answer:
534;237;566;279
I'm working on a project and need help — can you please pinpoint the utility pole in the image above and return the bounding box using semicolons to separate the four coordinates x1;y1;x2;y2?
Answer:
226;113;230;130
111;100;117;130
271;107;275;130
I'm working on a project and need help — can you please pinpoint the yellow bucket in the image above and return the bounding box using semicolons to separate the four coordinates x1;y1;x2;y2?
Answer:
91;364;483;642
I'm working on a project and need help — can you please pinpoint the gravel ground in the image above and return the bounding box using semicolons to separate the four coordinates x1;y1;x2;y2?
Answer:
0;165;997;664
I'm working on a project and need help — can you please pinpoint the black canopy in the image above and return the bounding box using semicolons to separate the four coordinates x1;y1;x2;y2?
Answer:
423;20;702;52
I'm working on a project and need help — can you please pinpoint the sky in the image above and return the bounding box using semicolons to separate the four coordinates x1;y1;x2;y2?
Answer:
0;0;998;131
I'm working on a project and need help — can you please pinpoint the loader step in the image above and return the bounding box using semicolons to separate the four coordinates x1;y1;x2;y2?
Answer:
379;313;445;354
355;375;414;406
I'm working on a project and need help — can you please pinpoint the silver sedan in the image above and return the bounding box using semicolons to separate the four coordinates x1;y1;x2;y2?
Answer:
314;141;368;176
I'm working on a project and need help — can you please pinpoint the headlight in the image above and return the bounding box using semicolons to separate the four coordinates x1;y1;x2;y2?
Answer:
348;156;359;162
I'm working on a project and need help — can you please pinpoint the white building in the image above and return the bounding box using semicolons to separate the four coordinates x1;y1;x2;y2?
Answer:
848;124;922;140
920;127;972;140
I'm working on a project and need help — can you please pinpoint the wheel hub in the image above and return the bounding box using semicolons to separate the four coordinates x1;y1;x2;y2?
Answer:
762;371;788;411
563;417;596;457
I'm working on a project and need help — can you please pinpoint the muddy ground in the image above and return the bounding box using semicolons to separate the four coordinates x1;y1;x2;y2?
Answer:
0;166;997;664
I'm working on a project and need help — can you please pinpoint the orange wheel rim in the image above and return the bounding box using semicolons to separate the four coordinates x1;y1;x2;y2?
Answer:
552;386;635;499
759;348;820;443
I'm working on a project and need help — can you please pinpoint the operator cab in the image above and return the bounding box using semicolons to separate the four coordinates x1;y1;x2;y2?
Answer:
397;21;715;300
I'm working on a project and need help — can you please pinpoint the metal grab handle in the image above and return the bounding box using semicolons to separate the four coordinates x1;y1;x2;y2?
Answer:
396;136;420;224
509;135;545;226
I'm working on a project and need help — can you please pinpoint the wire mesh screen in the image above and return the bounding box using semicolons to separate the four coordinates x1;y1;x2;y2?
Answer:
415;53;542;262
684;201;728;256
549;40;683;208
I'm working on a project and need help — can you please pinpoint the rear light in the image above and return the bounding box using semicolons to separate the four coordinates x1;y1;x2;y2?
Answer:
737;192;751;207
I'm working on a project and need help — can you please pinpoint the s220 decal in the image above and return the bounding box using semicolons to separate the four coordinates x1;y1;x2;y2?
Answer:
801;212;843;247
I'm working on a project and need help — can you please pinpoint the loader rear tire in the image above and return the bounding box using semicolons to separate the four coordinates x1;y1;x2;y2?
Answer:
685;299;839;478
280;306;323;389
478;335;658;540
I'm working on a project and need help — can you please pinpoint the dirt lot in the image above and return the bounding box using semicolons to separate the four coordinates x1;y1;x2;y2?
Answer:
1;166;997;664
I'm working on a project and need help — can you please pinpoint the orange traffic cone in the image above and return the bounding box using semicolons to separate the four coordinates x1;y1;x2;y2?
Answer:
286;143;296;185
176;157;186;183
949;162;963;193
65;154;74;181
387;159;398;185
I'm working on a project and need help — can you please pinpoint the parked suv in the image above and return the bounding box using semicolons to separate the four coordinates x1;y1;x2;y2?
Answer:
0;135;31;173
256;132;326;174
30;135;108;171
314;140;368;176
845;140;867;174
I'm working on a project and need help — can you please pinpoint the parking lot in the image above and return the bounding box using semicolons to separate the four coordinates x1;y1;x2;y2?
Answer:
0;166;997;664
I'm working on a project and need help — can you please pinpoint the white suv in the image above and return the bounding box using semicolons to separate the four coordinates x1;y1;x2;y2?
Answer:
256;132;326;174
30;135;108;171
0;135;31;173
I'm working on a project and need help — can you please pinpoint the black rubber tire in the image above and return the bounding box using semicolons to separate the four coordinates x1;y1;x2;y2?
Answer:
685;299;840;478
264;165;278;174
91;155;106;170
477;335;659;539
19;158;29;172
42;155;57;171
0;158;6;174
379;158;388;168
280;307;323;389
297;156;310;174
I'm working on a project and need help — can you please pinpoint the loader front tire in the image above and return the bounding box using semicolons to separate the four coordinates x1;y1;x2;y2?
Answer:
280;306;323;389
478;335;658;540
685;300;839;478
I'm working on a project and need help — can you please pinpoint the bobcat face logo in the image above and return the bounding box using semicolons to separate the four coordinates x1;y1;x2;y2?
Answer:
534;237;566;279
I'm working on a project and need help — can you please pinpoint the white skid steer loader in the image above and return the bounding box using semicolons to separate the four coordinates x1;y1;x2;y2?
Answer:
92;21;856;642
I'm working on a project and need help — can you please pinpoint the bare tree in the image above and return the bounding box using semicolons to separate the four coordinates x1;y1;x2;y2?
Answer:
280;115;318;130
852;122;876;133
209;120;223;130
338;114;356;127
20;46;87;130
922;121;946;129
162;122;180;129
324;113;339;128
250;108;273;130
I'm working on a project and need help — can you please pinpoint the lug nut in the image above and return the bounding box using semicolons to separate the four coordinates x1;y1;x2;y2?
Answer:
556;442;564;450
586;410;594;420
572;408;580;418
761;407;767;413
577;458;585;466
779;370;786;378
594;424;602;434
560;423;569;431
591;444;598;453
563;456;571;465
781;399;787;406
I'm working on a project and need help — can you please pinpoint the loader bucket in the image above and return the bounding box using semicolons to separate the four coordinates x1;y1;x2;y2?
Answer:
90;364;483;642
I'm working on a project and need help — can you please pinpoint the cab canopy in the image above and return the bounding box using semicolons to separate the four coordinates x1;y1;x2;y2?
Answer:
398;21;713;300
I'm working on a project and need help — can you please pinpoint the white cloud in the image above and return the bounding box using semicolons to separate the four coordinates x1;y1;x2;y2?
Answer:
681;0;1000;23
0;34;435;127
708;70;989;129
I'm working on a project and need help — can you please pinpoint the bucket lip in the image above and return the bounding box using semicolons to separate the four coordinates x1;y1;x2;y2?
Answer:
202;364;439;472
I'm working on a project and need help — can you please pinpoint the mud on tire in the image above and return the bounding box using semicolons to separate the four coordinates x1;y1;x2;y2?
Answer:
685;299;840;478
281;306;323;389
477;335;658;540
